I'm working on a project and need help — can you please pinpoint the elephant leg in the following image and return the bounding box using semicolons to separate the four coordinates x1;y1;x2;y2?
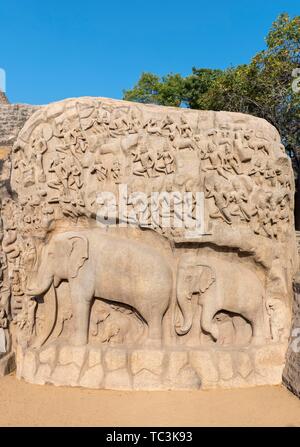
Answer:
69;284;92;346
201;304;219;341
250;307;266;345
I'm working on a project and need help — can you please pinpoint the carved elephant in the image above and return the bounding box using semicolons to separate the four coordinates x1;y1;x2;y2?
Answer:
175;254;266;344
26;229;173;346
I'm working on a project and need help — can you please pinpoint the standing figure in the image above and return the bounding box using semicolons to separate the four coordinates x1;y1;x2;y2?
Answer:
205;179;232;224
156;142;175;175
132;143;156;178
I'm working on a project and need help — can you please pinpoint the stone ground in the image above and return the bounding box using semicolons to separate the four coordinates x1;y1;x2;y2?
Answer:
0;373;299;426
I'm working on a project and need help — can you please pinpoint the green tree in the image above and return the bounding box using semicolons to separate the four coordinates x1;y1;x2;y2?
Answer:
123;13;299;150
123;72;185;107
123;13;300;224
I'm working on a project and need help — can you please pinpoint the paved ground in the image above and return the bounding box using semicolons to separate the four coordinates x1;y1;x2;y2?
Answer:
0;374;299;426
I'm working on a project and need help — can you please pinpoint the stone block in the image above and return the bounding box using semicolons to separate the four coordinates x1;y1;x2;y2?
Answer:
105;349;127;371
131;350;164;376
105;368;132;390
189;351;219;385
59;345;86;367
51;364;80;386
79;364;104;388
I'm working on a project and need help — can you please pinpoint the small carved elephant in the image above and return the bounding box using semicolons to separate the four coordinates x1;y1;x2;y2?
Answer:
175;253;266;344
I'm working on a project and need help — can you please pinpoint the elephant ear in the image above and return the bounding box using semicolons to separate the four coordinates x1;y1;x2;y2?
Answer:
198;266;215;293
67;236;89;278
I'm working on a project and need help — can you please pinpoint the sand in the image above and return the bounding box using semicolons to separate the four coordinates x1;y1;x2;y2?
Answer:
0;373;299;427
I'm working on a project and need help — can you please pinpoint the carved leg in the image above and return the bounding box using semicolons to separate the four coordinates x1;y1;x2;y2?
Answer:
201;304;219;341
69;285;92;346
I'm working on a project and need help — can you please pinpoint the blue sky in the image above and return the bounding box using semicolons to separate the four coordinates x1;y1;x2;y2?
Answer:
0;0;299;104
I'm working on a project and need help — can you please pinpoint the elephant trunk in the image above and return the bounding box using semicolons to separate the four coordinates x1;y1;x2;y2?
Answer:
175;279;193;336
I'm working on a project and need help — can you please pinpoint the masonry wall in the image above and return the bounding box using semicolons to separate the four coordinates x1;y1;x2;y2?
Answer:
283;234;300;398
0;101;300;395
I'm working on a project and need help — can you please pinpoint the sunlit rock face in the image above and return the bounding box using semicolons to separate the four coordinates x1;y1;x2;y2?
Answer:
0;96;297;389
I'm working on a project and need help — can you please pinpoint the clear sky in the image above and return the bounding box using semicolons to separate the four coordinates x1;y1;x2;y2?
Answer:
0;0;299;105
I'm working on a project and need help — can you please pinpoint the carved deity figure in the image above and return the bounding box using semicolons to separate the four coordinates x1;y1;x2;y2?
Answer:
223;144;242;175
132;143;156;178
205;179;232;224
156;142;175;175
266;298;290;342
202;137;228;179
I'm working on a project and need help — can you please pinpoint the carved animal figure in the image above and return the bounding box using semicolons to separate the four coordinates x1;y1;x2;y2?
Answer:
26;229;172;346
175;254;266;344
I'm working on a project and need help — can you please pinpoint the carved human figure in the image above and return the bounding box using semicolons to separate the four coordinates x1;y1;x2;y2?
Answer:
128;109;142;134
229;181;252;222
109;109;130;136
111;160;121;183
132;142;156;178
264;160;277;187
48;157;69;195
248;158;265;186
179;115;193;138
31;128;49;182
156;142;175;175
223;144;242;174
244;130;270;155
90;152;108;182
205;179;232;224
202;139;228;179
266;298;290;342
233;130;253;163
144;118;163;136
253;198;273;238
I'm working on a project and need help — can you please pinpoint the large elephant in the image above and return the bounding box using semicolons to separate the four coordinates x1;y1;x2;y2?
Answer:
26;229;173;346
175;254;266;343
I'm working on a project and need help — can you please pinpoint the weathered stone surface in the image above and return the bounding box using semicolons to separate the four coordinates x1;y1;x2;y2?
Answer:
40;345;56;365
104;349;127;371
88;348;102;368
189;351;219;385
236;352;253;378
59;346;86;367
0;96;297;391
133;370;162;390
218;352;234;381
131;350;164;376
21;351;37;381
79;364;104;388
34;363;52;385
51;364;80;386
283;279;300;397
105;368;132;390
